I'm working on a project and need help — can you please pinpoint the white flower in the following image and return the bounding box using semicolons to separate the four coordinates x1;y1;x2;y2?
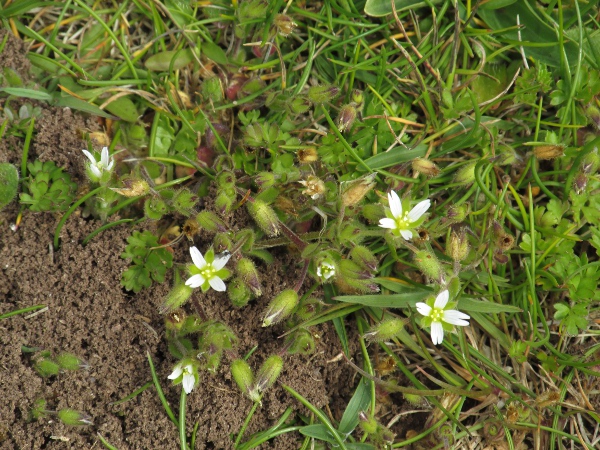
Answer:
82;146;114;181
168;363;196;394
378;190;430;240
185;246;231;292
316;260;336;281
415;290;470;345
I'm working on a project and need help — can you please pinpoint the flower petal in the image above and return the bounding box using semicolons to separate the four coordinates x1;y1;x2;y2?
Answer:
189;246;206;269
89;164;102;179
208;276;226;292
415;302;432;317
182;372;195;394
378;218;397;229
434;290;449;309
443;310;470;326
212;251;231;270
100;147;110;168
185;274;205;288
168;365;183;380
388;190;403;218
399;229;413;240
82;149;96;165
407;199;431;223
430;321;444;345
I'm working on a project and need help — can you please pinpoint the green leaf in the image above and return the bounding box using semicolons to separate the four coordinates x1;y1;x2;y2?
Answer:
364;0;443;17
457;298;522;314
334;291;430;308
202;41;228;66
101;96;139;122
0;87;53;101
0;163;19;209
298;424;337;444
338;378;371;436
145;49;194;72
362;144;427;170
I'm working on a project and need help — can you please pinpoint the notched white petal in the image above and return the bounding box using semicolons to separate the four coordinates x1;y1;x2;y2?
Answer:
399;229;413;240
182;372;195;394
189;246;206;269
430;322;444;345
443;310;470;326
388;190;403;218
168;365;183;380
212;251;231;271
208;276;227;292
434;290;449;309
100;147;110;167
82;149;96;165
407;199;431;223
415;302;432;317
378;218;397;229
185;274;205;288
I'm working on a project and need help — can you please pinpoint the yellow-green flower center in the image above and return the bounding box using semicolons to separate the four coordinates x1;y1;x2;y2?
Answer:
430;308;443;322
395;212;411;229
200;265;216;279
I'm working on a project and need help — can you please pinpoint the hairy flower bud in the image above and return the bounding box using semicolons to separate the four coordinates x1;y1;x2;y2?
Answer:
255;171;277;189
297;147;318;163
349;245;378;272
159;284;194;314
533;144;564;160
361;203;385;223
337;104;357;132
446;203;469;224
262;289;299;327
446;228;470;262
34;358;60;377
228;277;253;307
286;329;316;355
359;412;379;434
231;359;258;402
412;158;440;177
580;148;600;175
55;352;86;371
215;188;234;214
57;409;92;426
453;162;476;186
246;199;280;236
255;355;283;393
586;105;600;130
236;258;262;296
307;84;340;104
341;174;376;207
196;210;227;233
274;13;297;36
363;318;406;342
351;89;364;110
201;76;223;103
111;178;150;197
414;250;444;283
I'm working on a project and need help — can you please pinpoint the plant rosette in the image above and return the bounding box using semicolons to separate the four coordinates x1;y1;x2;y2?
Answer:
185;246;232;292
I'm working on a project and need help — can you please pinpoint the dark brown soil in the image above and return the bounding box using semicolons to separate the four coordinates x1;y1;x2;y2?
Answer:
0;30;422;450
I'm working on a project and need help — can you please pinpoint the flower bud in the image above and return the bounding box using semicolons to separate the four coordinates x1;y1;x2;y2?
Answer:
446;203;469;224
196;210;227;233
339;221;365;245
297;147;318;163
363;318;406;342
231;359;255;395
274;13;297;36
361;203;385;223
339;258;372;281
412;157;440;177
533;144;564;160
349;245;378;272
573;171;588;194
453;162;476;186
295;297;321;321
57;409;93;426
337;104;357;132
30;398;47;420
351;89;364;110
217;170;236;189
359;412;378;434
493;221;514;251
238;0;268;20
111;178;150;197
159;284;194;314
585;105;600;130
414;250;444;282
446;228;470;262
34;358;60;377
286;329;316;355
307;84;340;104
236;258;262;296
255;171;277;189
215;189;234;215
246;199;280;236
341;173;376;208
228;277;253;307
580;148;600;175
262;289;299;327
255;355;283;392
55;352;86;371
213;232;233;253
494;145;519;166
403;393;425;406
